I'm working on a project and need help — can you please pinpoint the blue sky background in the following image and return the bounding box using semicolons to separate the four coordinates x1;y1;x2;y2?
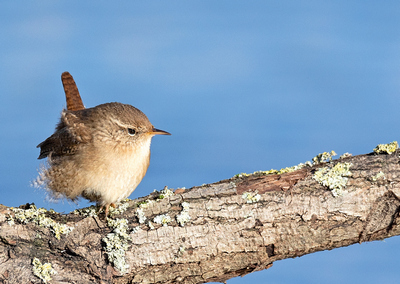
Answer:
1;1;400;283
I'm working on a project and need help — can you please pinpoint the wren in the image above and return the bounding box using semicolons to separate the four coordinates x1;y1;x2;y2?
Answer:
36;72;170;216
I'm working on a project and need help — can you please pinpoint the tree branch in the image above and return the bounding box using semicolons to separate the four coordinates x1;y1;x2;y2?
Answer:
1;150;400;283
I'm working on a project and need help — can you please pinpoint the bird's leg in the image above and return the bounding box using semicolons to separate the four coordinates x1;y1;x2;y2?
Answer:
105;203;117;217
105;204;110;217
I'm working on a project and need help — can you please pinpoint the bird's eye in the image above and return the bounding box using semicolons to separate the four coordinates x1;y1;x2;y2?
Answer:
127;128;136;136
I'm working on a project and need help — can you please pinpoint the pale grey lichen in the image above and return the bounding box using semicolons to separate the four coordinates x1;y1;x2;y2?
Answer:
136;208;146;224
32;257;57;283
374;141;398;154
131;226;140;234
72;199;131;217
148;221;155;230
109;199;131;216
313;162;353;197
7;215;15;226
176;202;191;226
235;150;341;179
8;205;73;240
174;246;186;259
242;191;261;203
178;246;186;256
153;214;172;226
158;186;174;199
137;199;155;209
340;152;352;159
181;202;190;211
102;218;131;274
312;151;337;164
72;205;98;217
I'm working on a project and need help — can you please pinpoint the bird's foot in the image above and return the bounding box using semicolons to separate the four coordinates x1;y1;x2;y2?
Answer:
98;203;117;218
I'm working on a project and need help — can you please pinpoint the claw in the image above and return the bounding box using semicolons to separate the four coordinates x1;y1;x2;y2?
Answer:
98;203;117;218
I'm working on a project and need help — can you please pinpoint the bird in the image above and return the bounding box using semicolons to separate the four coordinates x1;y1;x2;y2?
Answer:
36;72;170;216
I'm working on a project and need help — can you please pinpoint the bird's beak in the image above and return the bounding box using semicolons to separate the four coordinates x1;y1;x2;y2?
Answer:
150;127;171;135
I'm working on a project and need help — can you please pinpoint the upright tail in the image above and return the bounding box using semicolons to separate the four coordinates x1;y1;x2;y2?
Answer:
61;72;85;111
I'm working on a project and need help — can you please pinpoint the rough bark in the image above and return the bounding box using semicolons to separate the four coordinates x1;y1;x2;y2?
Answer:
1;151;400;284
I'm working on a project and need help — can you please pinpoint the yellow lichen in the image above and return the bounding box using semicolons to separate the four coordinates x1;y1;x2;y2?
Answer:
374;141;398;154
242;191;261;203
313;162;353;197
235;161;312;178
371;171;386;182
32;257;57;283
312;151;337;164
234;150;355;179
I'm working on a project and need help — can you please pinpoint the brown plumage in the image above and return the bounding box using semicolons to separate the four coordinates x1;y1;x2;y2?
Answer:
36;72;170;216
61;72;85;111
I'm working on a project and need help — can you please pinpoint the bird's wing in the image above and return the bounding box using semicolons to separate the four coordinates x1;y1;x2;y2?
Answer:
37;111;91;159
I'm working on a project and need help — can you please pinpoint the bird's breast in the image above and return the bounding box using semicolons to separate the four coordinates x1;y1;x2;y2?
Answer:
81;137;152;204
